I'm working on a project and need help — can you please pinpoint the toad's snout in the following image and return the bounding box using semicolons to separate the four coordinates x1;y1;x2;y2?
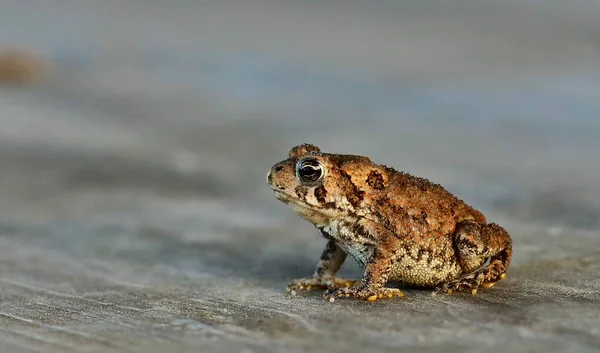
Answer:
266;163;286;189
266;169;273;185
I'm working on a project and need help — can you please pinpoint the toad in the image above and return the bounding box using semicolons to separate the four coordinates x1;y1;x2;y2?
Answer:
266;144;512;302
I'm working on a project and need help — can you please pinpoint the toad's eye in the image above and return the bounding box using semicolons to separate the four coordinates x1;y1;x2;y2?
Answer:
296;158;325;183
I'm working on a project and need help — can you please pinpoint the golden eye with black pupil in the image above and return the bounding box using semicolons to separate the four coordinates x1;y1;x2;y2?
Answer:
296;158;325;183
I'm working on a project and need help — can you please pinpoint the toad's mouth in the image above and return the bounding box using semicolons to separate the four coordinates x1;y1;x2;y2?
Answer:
271;189;334;212
272;190;336;226
271;189;289;202
272;190;308;207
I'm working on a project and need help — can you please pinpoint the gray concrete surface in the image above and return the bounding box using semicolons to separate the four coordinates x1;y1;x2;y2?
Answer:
0;1;599;352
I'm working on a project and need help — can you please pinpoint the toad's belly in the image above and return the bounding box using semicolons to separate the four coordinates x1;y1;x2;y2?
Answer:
340;242;462;288
387;256;462;288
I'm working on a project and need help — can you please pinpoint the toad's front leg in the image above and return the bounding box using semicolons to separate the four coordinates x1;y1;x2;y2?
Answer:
286;239;360;295
323;225;404;302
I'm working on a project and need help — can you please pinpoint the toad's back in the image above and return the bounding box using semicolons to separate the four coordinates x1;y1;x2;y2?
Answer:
374;167;487;237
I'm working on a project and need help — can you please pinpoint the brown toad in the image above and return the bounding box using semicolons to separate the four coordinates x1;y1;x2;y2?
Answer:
266;143;512;302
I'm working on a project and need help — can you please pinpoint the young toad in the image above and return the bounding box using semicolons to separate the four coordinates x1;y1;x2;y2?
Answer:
266;144;512;302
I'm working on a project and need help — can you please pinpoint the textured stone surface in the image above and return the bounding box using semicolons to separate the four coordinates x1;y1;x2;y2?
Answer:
0;1;599;352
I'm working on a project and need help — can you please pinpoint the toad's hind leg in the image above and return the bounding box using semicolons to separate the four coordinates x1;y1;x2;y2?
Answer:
434;220;512;295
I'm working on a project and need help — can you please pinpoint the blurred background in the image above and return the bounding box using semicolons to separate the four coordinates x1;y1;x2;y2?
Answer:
1;1;599;352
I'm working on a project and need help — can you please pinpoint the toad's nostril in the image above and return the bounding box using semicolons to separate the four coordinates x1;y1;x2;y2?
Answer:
275;165;283;172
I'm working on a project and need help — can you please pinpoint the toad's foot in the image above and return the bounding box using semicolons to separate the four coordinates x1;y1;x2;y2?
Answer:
286;277;361;296
323;286;404;302
432;272;506;296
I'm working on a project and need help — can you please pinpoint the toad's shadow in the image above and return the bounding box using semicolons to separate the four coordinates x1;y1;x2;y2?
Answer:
122;226;336;284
